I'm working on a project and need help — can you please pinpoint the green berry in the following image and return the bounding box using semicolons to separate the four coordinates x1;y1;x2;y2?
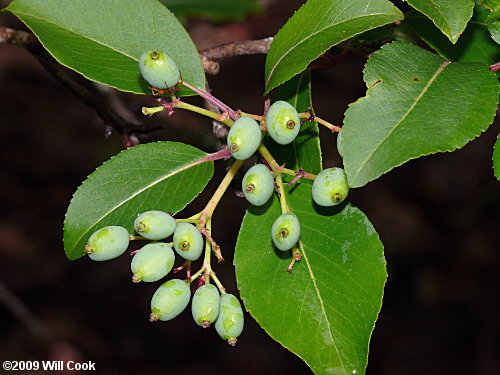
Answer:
337;129;343;157
227;116;262;160
150;279;191;322
191;284;221;328
173;223;204;261
139;50;180;89
134;210;177;240
271;212;300;251
131;243;175;283
85;226;129;261
215;293;244;346
312;168;349;206
242;164;274;206
266;100;301;145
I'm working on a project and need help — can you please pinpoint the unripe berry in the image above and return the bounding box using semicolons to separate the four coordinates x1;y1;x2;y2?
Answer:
139;50;180;89
215;293;244;346
271;212;300;251
337;129;344;157
134;210;177;240
312;168;349;206
173;223;204;261
85;226;129;261
150;279;191;322
191;284;221;328
227;116;262;160
266;100;301;145
131;243;175;283
242;164;275;206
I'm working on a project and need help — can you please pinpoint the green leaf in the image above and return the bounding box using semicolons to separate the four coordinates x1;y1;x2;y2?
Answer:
486;6;500;44
266;71;322;176
494;135;500;180
342;42;499;188
404;0;475;43
480;0;500;11
406;5;500;64
235;183;385;375
264;0;403;94
6;0;205;96
159;0;260;23
64;142;214;261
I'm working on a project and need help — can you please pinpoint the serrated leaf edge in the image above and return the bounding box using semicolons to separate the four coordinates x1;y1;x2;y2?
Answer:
63;142;213;259
234;203;387;375
264;10;403;93
343;42;499;188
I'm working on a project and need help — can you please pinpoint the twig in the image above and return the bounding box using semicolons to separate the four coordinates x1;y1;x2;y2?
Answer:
200;37;274;75
0;26;160;138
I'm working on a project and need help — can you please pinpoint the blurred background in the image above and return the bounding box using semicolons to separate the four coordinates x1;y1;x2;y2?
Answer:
0;0;498;374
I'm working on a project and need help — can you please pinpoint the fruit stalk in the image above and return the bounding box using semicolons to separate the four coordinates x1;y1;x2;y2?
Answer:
199;159;244;227
181;81;239;120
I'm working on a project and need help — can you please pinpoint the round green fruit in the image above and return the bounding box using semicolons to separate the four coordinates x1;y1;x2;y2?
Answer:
85;226;129;261
271;212;300;251
242;164;274;206
131;242;175;283
266;100;301;145
192;284;221;328
227;116;262;160
150;279;191;322
173;223;204;261
312;168;349;206
134;210;177;240
215;293;244;346
139;50;180;89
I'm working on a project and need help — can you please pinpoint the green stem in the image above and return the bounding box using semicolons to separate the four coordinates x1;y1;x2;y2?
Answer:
142;106;164;116
142;101;234;127
210;271;226;295
275;174;289;214
257;144;297;177
175;101;234;126
298;111;341;132
199;159;244;226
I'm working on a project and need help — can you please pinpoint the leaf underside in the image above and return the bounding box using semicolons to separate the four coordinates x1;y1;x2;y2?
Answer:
342;41;499;188
235;183;386;375
6;0;205;96
264;0;403;94
64;142;214;260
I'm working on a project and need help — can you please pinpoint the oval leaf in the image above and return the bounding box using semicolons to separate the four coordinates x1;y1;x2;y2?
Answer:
342;41;499;188
6;0;205;96
64;142;214;260
235;183;386;375
406;4;500;64
405;0;475;43
266;70;322;176
264;0;403;94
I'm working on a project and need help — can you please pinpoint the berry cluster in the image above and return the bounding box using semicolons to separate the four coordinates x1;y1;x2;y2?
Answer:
82;50;350;344
84;210;244;346
139;50;350;251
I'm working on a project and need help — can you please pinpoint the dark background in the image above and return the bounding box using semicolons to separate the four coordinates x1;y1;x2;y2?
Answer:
0;0;498;374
